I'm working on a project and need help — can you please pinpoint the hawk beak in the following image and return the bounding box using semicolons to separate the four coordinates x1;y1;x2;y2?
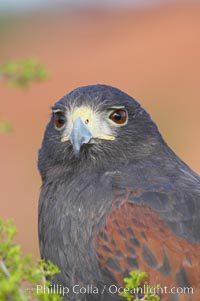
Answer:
69;117;93;157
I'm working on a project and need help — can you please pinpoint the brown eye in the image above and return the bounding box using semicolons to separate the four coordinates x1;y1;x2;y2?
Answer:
109;109;127;124
53;112;66;129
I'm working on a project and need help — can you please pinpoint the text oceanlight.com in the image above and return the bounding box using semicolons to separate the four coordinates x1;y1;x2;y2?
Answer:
36;284;194;296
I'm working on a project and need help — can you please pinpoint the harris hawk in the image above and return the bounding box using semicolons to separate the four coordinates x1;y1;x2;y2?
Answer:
38;85;200;301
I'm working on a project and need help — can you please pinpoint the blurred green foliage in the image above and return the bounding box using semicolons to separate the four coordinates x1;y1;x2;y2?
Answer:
0;58;48;88
0;119;13;133
0;219;62;301
0;57;48;133
120;270;160;301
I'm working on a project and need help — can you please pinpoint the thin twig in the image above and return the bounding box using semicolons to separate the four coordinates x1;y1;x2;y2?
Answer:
0;260;10;277
0;260;29;301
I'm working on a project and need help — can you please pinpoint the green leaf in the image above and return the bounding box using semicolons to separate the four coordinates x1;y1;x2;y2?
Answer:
0;58;49;87
0;219;62;301
0;120;13;133
119;270;160;301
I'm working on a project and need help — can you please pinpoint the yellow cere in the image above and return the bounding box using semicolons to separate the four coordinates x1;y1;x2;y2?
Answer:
60;105;116;142
72;106;93;123
61;137;69;142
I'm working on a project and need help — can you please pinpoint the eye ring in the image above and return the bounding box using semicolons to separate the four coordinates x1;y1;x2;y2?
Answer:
109;109;127;125
53;112;66;129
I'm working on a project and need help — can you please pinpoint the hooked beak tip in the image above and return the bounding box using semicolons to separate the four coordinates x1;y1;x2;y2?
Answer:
69;117;93;157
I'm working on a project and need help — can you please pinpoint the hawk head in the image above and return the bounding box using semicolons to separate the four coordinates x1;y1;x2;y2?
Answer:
38;84;162;179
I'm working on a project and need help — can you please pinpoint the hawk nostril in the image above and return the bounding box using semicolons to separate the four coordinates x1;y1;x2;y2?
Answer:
85;119;89;124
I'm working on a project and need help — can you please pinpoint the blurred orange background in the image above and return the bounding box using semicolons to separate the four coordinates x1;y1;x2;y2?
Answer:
0;1;200;257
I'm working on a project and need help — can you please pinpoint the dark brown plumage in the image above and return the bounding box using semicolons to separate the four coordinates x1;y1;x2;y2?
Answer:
38;84;200;301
